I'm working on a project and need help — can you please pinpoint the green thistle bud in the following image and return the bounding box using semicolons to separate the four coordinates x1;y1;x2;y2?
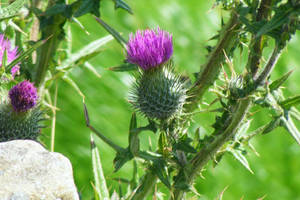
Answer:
0;104;44;142
130;63;187;120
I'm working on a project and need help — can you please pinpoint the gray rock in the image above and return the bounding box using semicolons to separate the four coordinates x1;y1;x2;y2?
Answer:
0;140;79;200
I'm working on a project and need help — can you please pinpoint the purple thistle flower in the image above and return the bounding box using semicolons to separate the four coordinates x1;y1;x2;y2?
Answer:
0;34;20;77
126;27;173;70
9;81;38;112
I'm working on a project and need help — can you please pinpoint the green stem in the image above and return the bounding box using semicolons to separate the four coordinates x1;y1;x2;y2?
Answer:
172;99;251;200
131;171;158;200
185;11;241;112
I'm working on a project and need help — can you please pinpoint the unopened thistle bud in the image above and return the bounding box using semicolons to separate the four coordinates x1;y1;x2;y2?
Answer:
0;81;44;142
128;28;187;120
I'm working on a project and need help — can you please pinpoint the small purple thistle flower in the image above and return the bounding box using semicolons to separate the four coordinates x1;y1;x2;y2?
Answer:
9;81;38;112
0;34;20;77
126;27;173;70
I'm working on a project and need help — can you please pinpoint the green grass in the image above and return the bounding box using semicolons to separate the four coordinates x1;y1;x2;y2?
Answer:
42;0;300;199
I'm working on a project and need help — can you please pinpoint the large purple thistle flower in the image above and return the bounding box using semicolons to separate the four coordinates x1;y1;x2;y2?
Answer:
9;81;38;112
126;27;173;70
0;34;20;77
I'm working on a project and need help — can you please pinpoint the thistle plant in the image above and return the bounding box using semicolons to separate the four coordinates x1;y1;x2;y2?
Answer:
1;0;300;199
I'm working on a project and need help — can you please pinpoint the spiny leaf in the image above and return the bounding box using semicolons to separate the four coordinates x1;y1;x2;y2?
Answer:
90;134;110;200
279;95;300;110
95;16;127;48
269;70;293;91
228;148;254;174
108;62;138;72
0;0;26;19
281;114;300;145
112;0;133;14
290;107;300;121
113;148;133;172
5;39;47;71
57;35;113;70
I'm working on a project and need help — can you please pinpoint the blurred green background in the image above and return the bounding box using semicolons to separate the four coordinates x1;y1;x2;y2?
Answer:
43;0;300;199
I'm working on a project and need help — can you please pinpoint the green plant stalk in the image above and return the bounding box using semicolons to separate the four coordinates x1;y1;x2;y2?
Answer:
246;0;272;76
131;171;158;200
172;98;251;200
186;11;241;112
34;0;66;87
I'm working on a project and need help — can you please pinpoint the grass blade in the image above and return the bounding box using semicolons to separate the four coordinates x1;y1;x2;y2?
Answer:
57;35;113;70
90;134;110;200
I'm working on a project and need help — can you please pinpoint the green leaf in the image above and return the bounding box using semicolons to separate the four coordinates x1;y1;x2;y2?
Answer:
94;17;127;48
279;95;300;110
262;117;281;134
57;35;113;70
90;134;110;200
108;62;138;72
5;39;47;71
269;70;293;91
173;136;197;154
113;148;133;172
290;107;300;121
152;159;171;188
0;0;26;19
112;0;133;14
62;75;85;99
281;114;300;145
74;0;101;17
228;148;254;174
128;113;139;156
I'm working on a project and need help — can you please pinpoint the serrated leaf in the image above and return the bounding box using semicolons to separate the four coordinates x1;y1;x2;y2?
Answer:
228;148;254;174
269;70;293;91
0;0;26;19
62;75;85;99
90;134;110;200
279;95;300;110
5;39;47;71
112;0;133;14
57;35;113;70
108;62;138;72
95;17;127;48
281;114;300;145
173;137;197;154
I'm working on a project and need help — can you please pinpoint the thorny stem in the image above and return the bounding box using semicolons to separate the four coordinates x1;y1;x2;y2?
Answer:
185;11;241;112
246;0;272;76
131;172;158;200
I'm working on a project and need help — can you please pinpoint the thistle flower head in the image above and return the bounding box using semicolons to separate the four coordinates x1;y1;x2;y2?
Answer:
126;27;173;70
9;81;38;112
0;34;20;77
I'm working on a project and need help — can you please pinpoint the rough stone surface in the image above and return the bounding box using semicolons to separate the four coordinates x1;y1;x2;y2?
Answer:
0;140;79;200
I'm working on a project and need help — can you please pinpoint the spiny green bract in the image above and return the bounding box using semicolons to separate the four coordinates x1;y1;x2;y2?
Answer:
0;103;44;142
130;64;187;120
